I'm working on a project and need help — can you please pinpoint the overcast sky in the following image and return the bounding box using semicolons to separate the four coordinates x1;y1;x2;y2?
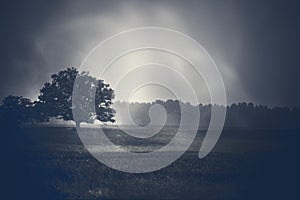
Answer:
1;0;300;107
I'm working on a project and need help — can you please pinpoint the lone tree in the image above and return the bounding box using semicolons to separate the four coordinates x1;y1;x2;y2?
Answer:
37;67;115;127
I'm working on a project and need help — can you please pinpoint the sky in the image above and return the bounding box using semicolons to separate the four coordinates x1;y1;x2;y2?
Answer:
1;0;300;107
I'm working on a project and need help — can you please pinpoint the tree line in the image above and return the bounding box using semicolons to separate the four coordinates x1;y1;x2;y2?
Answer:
1;67;299;130
113;100;300;130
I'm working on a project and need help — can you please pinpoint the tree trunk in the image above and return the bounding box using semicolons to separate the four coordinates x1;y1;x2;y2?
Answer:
75;121;80;129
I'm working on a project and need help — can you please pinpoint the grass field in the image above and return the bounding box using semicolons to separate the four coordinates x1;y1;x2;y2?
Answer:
6;125;300;199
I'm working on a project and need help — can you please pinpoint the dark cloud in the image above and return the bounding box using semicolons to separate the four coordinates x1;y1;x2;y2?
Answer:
234;1;300;106
0;1;65;99
0;0;299;106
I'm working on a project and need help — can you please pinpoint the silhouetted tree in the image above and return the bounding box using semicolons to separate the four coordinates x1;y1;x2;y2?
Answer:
0;95;34;123
37;67;115;127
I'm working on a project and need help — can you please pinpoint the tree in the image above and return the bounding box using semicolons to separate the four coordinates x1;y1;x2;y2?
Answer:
37;67;115;127
0;95;34;123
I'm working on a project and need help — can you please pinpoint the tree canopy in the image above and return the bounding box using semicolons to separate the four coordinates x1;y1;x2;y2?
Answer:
38;67;115;126
0;95;34;123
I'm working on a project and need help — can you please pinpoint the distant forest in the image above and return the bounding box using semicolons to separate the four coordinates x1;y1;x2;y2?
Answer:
113;100;300;130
